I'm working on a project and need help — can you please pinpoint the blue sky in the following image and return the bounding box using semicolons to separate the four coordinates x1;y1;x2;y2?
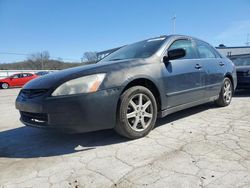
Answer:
0;0;250;63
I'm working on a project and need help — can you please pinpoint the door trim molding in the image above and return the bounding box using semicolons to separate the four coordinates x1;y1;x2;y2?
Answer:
158;95;219;118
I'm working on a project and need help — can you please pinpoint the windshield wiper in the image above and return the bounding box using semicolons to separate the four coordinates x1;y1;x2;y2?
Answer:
108;58;124;61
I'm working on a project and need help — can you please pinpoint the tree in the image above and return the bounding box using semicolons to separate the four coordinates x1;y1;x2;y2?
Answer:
83;51;98;63
27;51;50;69
0;50;83;70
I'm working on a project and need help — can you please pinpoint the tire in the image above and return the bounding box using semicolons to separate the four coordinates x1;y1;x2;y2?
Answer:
215;77;233;107
115;86;157;139
1;83;9;89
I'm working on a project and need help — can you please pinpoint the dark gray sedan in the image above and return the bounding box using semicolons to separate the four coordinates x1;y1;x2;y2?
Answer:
16;35;237;139
230;55;250;89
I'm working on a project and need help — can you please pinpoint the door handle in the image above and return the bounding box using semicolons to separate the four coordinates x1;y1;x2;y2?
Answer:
195;64;202;69
219;62;225;66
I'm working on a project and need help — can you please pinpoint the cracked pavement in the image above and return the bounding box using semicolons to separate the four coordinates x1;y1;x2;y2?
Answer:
0;88;250;188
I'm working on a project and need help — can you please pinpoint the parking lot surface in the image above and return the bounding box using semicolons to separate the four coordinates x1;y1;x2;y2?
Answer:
0;88;250;188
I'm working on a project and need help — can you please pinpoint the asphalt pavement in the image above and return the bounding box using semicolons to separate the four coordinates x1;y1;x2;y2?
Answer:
0;88;250;188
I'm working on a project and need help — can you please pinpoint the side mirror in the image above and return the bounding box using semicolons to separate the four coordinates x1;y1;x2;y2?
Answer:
163;48;186;63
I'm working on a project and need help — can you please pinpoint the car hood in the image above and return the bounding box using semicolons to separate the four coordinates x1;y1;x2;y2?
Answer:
23;59;141;90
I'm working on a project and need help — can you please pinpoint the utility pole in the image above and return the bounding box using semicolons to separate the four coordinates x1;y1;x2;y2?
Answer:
246;33;250;46
171;15;176;34
42;58;44;70
40;53;44;70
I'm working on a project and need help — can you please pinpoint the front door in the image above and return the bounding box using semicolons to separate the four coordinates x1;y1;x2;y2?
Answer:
162;39;205;108
10;74;23;86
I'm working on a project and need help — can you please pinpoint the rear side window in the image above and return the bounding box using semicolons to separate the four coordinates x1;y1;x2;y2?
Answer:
196;40;218;59
168;39;197;59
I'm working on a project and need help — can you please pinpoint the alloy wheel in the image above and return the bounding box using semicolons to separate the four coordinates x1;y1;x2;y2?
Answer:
2;83;9;89
223;80;232;103
126;93;153;132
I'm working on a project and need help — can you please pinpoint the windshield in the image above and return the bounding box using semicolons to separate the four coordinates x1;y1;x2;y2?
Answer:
100;37;167;62
231;55;250;66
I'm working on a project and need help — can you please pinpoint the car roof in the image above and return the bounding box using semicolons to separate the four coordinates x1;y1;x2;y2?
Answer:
145;34;210;46
168;34;203;41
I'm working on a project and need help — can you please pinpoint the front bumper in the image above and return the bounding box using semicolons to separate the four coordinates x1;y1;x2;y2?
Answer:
16;88;121;133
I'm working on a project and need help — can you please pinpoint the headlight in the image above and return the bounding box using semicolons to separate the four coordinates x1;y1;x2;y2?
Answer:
51;73;106;96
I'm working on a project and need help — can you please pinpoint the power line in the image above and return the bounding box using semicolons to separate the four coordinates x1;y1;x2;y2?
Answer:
0;52;29;56
0;52;80;62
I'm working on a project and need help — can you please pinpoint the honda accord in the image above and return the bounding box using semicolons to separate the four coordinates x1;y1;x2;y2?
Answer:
16;35;237;139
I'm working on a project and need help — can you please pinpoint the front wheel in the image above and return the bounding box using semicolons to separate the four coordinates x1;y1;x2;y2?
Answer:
115;86;157;139
215;78;233;107
1;83;9;89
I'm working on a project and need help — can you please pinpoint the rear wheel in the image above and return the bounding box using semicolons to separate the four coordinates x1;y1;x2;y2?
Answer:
215;78;233;107
1;83;9;89
115;86;157;139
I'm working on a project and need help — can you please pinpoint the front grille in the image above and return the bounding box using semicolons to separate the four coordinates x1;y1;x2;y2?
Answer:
21;111;48;126
20;89;48;99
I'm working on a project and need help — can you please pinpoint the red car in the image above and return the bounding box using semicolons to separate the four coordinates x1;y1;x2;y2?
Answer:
0;73;38;89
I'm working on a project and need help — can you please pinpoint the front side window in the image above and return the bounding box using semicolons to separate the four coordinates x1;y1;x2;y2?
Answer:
12;74;20;78
196;40;217;59
168;39;197;59
100;37;167;62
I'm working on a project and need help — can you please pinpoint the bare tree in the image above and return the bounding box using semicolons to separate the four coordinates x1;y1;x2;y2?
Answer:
27;51;50;69
0;50;84;70
83;51;98;63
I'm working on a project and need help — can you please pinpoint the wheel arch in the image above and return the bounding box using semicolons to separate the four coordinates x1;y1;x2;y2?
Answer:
224;73;234;91
0;82;10;89
120;78;162;112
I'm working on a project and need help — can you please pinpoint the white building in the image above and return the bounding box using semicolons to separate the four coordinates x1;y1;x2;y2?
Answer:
216;46;250;57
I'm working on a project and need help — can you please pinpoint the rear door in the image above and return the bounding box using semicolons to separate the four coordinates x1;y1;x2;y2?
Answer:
162;38;205;108
194;40;225;98
24;73;35;84
19;73;28;85
21;73;31;85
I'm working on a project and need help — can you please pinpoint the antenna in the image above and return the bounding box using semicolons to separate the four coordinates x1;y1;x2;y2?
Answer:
171;15;176;34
